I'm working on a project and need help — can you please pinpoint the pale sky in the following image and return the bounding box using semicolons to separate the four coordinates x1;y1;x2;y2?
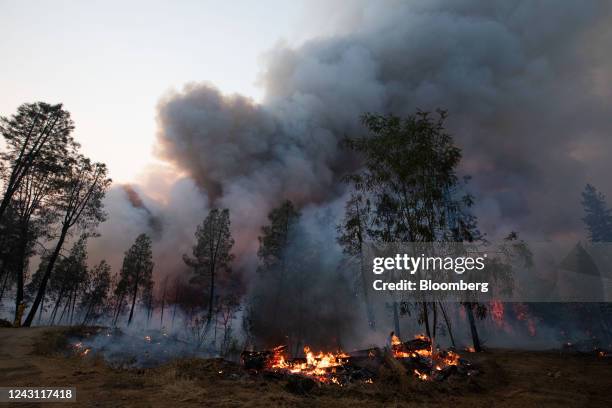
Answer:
0;0;313;182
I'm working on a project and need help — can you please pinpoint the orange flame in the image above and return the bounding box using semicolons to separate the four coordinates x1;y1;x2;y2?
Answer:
392;334;462;381
269;346;350;383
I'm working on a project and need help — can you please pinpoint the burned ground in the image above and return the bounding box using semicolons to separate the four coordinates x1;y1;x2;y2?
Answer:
1;327;611;407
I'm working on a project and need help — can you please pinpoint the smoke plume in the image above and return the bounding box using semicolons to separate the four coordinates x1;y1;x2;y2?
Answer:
152;0;612;250
87;1;612;347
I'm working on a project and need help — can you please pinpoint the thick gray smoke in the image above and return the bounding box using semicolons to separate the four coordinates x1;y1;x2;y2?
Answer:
81;1;612;349
154;0;612;248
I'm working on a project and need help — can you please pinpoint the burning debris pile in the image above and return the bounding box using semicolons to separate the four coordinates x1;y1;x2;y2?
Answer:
241;333;478;386
242;345;375;385
390;333;477;381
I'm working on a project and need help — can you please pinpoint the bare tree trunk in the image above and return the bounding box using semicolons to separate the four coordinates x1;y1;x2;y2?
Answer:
82;302;93;326
432;302;438;340
171;284;180;330
465;303;482;352
49;290;65;325
58;297;70;323
438;302;456;348
160;277;167;328
392;301;401;339
207;265;215;323
113;293;125;326
422;302;431;338
23;227;68;326
0;266;9;303
37;295;44;325
69;288;77;325
13;229;28;325
127;282;139;326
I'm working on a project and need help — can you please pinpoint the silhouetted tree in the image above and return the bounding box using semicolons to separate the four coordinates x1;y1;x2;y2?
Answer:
80;260;111;325
23;155;111;326
0;102;73;222
183;209;234;325
341;110;482;346
46;236;88;325
10;163;58;324
118;234;154;326
256;200;300;322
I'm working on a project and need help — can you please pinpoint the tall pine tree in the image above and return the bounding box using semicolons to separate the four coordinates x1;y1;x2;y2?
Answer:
118;234;154;326
183;208;234;325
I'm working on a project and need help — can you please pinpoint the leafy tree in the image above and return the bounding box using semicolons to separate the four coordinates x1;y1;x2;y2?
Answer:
0;206;21;304
9;164;57;324
80;260;111;325
582;184;612;242
142;278;155;326
110;273;127;326
343;111;475;242
23;155;111;326
340;110;482;346
46;236;88;325
183;208;235;325
0;102;74;222
257;201;300;269
118;233;154;326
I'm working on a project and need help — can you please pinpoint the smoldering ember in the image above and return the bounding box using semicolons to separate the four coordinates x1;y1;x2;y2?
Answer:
1;1;612;407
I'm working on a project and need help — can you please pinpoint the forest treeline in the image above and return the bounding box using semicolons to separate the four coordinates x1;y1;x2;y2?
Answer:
1;103;611;355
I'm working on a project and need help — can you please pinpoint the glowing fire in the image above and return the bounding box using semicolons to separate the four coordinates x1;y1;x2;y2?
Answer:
392;334;461;380
269;346;350;383
490;300;505;327
514;303;537;337
250;333;466;384
391;333;432;359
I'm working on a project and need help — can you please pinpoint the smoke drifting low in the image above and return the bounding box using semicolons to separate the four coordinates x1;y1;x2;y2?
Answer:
89;1;612;346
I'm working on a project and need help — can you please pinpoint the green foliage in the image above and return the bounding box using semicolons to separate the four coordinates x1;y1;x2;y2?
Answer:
342;110;479;243
339;110;483;343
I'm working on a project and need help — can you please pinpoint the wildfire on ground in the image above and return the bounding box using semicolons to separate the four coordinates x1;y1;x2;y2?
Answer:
268;345;351;384
390;333;466;381
242;333;477;385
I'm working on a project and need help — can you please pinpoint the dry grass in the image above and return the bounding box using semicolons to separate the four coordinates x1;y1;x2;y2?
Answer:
3;327;612;407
